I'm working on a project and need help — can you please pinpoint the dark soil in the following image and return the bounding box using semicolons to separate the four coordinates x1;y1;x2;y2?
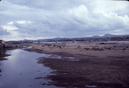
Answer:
38;56;129;88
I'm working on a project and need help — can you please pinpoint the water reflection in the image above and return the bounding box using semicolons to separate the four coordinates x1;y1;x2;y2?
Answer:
0;49;56;88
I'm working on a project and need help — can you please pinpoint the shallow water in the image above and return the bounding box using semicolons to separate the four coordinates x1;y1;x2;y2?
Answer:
0;49;57;88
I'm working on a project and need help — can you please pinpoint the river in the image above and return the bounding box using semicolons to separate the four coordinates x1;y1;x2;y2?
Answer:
0;49;57;88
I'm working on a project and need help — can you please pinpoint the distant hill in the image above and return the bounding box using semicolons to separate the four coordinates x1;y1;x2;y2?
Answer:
103;34;114;37
21;34;129;43
51;37;65;40
23;39;34;43
92;35;100;37
92;34;115;37
92;34;114;37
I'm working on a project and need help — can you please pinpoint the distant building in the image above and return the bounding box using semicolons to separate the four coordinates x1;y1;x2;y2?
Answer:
0;40;4;44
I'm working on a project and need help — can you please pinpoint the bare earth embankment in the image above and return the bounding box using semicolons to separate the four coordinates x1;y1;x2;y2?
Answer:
23;42;129;88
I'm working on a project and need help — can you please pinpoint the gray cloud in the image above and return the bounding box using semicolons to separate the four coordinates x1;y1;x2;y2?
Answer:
0;0;129;40
0;27;10;36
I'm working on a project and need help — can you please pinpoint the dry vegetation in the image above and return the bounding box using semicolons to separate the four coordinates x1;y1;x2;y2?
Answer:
24;42;129;58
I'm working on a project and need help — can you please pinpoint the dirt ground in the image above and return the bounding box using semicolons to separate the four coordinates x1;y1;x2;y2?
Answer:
24;42;129;88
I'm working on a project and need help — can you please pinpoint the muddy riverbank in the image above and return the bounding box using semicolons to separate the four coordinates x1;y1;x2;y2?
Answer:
38;56;129;88
23;42;129;88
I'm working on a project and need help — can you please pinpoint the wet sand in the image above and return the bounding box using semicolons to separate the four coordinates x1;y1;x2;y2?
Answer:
23;42;129;88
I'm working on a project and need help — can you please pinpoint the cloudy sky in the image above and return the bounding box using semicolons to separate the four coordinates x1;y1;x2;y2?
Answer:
0;0;129;41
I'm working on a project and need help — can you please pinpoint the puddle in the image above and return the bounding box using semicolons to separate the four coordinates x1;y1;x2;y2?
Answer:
46;54;79;61
22;46;32;49
0;49;57;88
